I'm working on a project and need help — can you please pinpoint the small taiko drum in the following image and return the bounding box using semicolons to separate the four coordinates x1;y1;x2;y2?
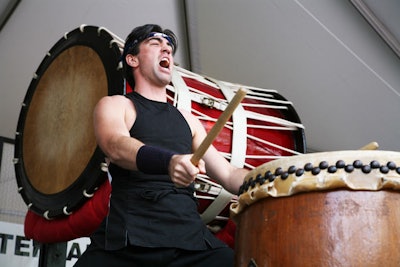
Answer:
231;150;400;266
14;25;124;219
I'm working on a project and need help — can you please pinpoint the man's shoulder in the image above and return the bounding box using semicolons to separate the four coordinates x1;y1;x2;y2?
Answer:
96;94;133;110
104;94;131;102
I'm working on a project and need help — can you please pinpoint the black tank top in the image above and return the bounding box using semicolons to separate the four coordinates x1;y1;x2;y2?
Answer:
94;92;226;251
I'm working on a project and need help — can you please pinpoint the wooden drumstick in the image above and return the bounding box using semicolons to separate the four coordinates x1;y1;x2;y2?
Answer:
359;141;379;150
191;88;247;165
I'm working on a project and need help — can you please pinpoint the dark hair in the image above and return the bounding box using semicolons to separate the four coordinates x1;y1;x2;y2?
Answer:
122;24;178;90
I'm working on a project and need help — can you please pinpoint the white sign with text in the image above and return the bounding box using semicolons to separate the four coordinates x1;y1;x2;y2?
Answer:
0;221;90;267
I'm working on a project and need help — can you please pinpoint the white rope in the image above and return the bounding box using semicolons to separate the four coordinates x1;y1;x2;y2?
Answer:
171;68;191;111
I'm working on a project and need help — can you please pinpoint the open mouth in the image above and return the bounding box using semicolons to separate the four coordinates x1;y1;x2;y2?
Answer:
160;58;170;69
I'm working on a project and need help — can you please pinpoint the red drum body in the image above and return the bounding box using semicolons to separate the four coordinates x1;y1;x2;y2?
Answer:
167;68;306;227
14;25;124;219
232;151;400;266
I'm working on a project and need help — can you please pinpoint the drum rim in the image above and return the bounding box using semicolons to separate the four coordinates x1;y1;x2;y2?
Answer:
231;150;400;217
269;91;307;154
14;25;123;219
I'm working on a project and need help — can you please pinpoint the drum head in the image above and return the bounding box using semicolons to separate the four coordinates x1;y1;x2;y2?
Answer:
14;25;123;218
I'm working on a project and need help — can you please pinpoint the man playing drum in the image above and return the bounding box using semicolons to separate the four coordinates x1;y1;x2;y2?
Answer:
74;24;248;267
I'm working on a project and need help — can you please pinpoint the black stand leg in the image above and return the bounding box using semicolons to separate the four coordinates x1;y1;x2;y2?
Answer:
38;242;67;267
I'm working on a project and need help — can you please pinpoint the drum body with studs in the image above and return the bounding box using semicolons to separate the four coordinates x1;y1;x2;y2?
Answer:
232;150;400;266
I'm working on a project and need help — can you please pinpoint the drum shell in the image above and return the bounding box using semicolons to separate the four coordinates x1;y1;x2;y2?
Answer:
234;189;400;266
166;73;306;227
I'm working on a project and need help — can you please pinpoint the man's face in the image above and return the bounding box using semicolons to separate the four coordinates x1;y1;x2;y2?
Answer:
134;34;175;87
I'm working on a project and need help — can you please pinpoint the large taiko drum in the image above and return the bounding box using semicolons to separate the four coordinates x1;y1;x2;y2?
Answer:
231;150;400;266
166;67;306;228
14;25;124;219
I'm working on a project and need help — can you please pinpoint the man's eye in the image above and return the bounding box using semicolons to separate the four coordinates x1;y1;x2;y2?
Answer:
148;38;161;45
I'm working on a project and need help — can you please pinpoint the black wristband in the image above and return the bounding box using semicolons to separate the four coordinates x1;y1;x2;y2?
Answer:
136;145;176;174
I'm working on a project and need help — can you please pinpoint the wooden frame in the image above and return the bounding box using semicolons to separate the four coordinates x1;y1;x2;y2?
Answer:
349;0;400;58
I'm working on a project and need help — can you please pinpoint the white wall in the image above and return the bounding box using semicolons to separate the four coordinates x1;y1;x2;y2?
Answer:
186;0;400;152
0;0;189;141
1;0;399;152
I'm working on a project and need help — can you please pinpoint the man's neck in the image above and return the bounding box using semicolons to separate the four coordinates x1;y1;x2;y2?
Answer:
134;85;168;102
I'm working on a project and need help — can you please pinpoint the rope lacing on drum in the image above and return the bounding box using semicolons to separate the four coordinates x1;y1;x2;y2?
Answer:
195;174;223;195
195;174;236;223
169;67;305;169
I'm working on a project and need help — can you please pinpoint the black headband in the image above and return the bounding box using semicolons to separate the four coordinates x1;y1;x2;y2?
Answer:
123;31;176;58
